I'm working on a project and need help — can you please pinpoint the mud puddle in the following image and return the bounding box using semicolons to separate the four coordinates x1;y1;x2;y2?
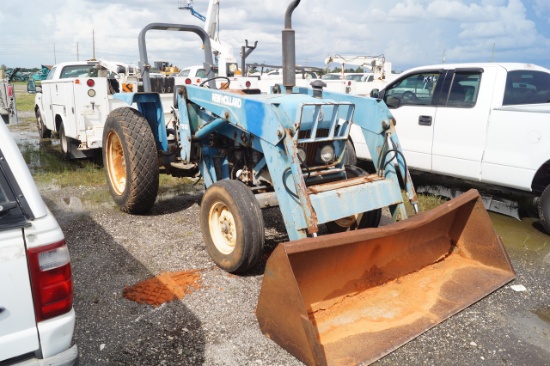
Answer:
490;212;549;256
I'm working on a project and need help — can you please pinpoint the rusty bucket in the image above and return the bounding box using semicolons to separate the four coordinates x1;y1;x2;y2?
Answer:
256;189;515;366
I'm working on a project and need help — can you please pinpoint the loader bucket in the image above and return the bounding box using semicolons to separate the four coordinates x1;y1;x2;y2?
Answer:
256;189;515;366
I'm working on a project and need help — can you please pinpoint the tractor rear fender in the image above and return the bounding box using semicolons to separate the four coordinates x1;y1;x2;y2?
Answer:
112;92;168;151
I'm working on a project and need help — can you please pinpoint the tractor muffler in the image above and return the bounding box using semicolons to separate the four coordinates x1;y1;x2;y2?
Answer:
256;189;515;365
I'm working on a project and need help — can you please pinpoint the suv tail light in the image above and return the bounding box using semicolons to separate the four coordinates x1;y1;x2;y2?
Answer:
28;241;73;322
7;84;13;97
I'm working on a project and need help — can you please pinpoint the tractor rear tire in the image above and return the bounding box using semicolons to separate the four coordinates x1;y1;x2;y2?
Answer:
538;184;550;234
200;180;264;274
103;107;159;214
325;165;382;233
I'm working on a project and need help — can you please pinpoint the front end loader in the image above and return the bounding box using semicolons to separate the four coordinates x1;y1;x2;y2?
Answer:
102;2;515;364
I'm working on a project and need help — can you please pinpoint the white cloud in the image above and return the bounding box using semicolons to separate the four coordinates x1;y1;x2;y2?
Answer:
1;0;549;72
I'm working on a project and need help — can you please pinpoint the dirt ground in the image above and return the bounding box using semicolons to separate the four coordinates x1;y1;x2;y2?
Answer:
8;100;550;365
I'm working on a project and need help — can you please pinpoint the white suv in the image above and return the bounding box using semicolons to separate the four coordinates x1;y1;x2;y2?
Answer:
0;121;78;364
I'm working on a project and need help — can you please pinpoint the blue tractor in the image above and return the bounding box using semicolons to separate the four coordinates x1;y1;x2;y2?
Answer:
101;2;514;364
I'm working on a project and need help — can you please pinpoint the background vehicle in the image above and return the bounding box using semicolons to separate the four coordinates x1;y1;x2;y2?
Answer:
100;2;514;364
356;63;550;233
34;60;173;159
0;119;78;364
0;69;18;124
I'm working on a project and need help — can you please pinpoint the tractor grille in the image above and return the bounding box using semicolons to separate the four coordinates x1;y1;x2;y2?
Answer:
298;129;329;166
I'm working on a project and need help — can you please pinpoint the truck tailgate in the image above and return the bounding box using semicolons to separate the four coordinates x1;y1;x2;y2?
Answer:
0;227;39;361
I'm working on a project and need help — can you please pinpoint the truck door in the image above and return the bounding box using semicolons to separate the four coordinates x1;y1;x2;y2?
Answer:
60;82;77;139
40;82;55;130
0;164;39;360
382;71;442;171
431;68;494;180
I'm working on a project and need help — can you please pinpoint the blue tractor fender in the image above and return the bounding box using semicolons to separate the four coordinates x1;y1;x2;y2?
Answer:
112;92;168;151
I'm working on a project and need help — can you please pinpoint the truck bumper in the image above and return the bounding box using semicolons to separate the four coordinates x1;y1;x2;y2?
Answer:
11;344;78;366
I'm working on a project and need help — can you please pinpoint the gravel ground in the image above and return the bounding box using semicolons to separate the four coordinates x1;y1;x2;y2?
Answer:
36;182;550;366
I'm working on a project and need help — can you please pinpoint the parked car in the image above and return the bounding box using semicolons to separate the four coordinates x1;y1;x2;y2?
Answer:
0;120;78;364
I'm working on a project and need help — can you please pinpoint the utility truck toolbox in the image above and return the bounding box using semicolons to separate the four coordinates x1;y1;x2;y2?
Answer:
0;117;78;364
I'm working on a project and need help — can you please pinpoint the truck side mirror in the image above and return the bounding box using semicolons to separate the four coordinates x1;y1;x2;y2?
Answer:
370;88;379;98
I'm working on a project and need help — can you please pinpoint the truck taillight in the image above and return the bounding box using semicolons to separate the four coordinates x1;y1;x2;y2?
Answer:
7;85;13;97
28;241;73;322
87;79;95;87
245;81;251;88
185;78;192;85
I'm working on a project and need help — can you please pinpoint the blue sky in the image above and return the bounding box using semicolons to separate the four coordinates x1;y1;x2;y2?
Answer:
1;0;549;73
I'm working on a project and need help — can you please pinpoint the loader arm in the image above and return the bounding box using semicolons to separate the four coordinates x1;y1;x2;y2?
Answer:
296;86;419;218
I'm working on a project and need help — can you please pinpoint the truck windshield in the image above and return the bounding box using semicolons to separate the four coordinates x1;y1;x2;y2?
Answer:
59;65;101;79
503;70;550;105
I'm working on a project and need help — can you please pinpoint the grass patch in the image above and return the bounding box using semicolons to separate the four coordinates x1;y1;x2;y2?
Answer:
14;81;35;112
31;162;107;187
404;191;447;216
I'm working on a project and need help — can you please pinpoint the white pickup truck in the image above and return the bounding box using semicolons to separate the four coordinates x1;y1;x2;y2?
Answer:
34;60;173;159
0;119;77;364
350;62;550;233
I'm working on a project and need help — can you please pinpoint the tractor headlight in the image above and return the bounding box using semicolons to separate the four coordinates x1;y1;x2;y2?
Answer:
297;147;307;164
317;144;335;164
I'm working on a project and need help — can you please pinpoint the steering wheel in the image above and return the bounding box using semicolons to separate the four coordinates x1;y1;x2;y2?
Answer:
199;76;231;89
402;91;417;102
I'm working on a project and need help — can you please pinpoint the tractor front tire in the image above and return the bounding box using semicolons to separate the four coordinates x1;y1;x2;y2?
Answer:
102;107;159;214
200;180;264;274
325;165;382;233
343;139;357;167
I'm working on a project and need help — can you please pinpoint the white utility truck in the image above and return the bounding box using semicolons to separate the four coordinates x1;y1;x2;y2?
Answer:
351;62;550;233
34;60;174;158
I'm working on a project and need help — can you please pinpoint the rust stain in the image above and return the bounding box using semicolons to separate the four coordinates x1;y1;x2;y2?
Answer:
307;254;509;345
123;270;201;307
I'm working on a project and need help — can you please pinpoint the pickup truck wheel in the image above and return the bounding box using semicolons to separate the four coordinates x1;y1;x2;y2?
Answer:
538;185;550;234
36;110;51;138
200;180;264;274
325;165;382;233
103;107;159;214
59;123;71;158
